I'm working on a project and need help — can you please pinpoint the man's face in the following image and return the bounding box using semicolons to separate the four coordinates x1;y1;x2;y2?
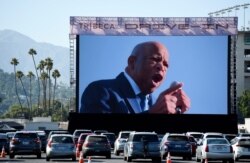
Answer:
131;43;169;94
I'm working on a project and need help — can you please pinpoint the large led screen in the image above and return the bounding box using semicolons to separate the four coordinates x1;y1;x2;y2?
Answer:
77;35;229;114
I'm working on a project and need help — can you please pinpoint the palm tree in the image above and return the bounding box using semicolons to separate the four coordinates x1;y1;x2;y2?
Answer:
37;60;46;113
16;70;30;119
40;72;49;114
52;69;60;114
28;49;41;110
27;71;35;119
45;57;53;115
10;58;22;109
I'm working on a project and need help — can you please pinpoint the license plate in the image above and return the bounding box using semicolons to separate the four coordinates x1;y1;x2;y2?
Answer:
175;145;181;148
23;141;29;145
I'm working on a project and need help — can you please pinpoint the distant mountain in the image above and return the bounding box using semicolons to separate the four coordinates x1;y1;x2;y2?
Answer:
0;29;70;85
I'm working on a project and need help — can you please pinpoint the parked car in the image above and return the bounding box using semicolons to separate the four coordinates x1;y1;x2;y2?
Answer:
198;132;224;144
9;131;41;159
101;132;116;148
195;138;234;163
76;133;94;157
0;133;9;154
35;131;47;152
123;131;161;162
72;129;92;144
82;135;111;159
231;136;250;161
114;131;133;156
160;133;192;160
46;134;76;161
187;135;197;156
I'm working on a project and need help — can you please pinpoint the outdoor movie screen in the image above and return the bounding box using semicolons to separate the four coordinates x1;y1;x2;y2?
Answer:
71;17;238;115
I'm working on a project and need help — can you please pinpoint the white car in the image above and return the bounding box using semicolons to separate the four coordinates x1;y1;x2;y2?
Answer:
231;137;250;161
196;138;234;163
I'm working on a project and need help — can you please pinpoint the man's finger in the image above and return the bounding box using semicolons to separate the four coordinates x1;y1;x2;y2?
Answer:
161;82;183;95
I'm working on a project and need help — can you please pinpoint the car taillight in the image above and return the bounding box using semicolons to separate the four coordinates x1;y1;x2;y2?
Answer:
34;138;41;144
164;141;170;146
48;140;52;148
11;138;19;144
77;143;82;148
205;145;209;152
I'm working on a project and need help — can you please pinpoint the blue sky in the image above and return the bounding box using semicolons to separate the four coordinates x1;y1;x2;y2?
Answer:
0;0;249;47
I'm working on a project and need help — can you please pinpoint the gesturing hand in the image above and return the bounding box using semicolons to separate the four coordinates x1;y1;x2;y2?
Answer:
149;82;191;114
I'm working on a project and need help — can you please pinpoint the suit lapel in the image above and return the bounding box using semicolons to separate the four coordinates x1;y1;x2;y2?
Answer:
116;73;142;113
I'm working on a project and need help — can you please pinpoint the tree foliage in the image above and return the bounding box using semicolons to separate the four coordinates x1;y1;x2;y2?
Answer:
238;90;250;118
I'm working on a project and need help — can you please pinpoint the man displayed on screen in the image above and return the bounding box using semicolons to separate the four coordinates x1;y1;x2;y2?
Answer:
79;41;190;114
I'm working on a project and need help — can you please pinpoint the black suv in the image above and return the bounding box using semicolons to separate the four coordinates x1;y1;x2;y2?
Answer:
9;131;41;159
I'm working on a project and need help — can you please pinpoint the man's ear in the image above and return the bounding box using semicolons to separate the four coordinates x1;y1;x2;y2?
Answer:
128;55;136;70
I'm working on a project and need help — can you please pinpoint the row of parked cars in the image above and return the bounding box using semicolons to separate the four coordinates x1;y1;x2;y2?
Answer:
1;129;250;162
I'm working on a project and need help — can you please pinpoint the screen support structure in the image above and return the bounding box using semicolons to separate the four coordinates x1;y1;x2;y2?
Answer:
230;35;237;114
69;34;76;112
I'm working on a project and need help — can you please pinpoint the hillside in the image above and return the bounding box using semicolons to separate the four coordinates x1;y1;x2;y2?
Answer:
0;29;70;85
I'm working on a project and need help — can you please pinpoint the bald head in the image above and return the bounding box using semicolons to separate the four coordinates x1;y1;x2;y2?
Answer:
126;41;169;94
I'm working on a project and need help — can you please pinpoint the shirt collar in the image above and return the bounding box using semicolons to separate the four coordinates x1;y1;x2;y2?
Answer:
124;71;141;95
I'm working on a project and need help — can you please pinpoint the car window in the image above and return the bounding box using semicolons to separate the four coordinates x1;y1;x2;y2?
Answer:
52;136;73;143
15;133;37;138
168;136;188;141
239;139;250;145
103;134;116;141
207;139;228;144
132;134;158;142
121;133;130;139
206;135;223;138
88;136;107;143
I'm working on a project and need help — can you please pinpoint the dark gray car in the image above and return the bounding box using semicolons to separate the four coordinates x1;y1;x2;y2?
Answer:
9;131;41;159
82;135;111;159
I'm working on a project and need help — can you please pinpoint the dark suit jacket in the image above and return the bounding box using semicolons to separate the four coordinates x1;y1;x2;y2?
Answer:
80;72;151;113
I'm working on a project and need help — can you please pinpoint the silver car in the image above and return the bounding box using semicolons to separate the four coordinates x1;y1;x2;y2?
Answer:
123;131;161;162
196;138;234;163
46;134;76;161
114;131;132;155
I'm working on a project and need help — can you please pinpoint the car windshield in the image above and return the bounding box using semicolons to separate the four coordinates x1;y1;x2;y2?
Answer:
168;136;188;141
206;135;223;138
239;139;250;145
15;133;37;138
207;139;228;144
88;136;107;143
133;134;158;142
103;134;116;141
52;136;73;143
121;133;130;139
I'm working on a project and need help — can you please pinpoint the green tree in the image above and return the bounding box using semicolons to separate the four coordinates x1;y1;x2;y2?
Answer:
45;57;53;115
40;71;49;114
52;69;60;114
238;90;250;118
27;71;35;119
16;71;30;112
37;60;46;113
10;58;22;109
28;49;41;109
